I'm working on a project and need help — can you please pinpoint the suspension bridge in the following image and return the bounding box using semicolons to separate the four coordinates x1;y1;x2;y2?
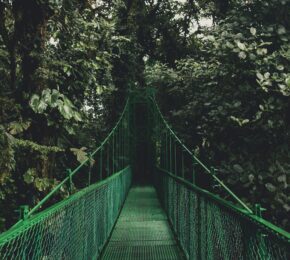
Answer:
0;89;289;259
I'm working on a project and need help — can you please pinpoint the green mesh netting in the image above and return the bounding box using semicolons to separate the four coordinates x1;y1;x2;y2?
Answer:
0;167;131;260
151;94;290;260
1;92;289;259
155;169;290;260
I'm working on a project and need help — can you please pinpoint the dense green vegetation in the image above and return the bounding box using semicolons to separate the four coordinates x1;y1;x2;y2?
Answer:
0;0;289;232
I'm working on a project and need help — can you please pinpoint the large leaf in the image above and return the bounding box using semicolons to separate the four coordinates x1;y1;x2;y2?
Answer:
73;111;82;121
70;147;88;163
237;41;246;50
8;121;31;135
250;27;256;36
50;89;60;107
23;168;36;184
37;100;48;113
30;94;40;112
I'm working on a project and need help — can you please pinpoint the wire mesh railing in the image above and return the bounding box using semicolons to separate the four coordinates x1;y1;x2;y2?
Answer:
151;97;252;213
25;98;130;219
1;91;289;259
0;167;131;260
152;97;290;259
0;99;132;259
155;170;289;259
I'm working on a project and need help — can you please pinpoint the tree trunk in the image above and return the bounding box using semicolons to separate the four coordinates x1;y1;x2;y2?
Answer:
13;0;54;177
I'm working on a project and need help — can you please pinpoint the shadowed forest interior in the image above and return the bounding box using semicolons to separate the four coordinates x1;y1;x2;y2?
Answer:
0;0;290;237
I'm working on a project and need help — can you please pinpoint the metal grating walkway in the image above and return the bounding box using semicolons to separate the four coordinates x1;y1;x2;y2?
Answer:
101;186;184;260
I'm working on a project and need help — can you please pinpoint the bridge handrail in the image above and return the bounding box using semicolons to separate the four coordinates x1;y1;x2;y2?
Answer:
12;98;130;228
0;166;131;245
157;167;290;242
152;97;253;213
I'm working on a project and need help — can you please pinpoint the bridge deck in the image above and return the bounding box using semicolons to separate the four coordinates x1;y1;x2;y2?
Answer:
101;186;184;260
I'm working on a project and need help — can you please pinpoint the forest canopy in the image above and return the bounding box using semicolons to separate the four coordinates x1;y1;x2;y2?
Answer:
0;0;289;232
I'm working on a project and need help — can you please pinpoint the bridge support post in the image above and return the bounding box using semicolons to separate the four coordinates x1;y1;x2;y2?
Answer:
181;150;185;179
66;168;73;194
99;148;103;180
18;205;29;220
88;155;92;186
255;204;269;259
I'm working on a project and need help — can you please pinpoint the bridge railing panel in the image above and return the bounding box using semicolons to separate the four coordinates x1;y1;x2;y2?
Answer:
151;96;290;259
155;168;289;260
0;167;132;260
0;98;132;259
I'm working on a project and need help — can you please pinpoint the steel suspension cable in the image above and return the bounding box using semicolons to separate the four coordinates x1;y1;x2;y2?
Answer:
151;97;253;213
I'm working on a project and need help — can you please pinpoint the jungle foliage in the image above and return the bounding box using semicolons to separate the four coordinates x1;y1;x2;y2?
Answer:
0;0;289;232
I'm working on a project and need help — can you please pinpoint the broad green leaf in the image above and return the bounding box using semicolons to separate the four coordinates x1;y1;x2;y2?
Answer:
8;121;31;135
56;99;63;108
285;77;290;87
64;124;76;135
73;112;82;122
258;42;272;47
277;65;284;71
265;183;276;192
63;97;74;107
278;84;286;90
38;100;47;113
226;41;234;49
277;26;286;35
63;104;72;115
237;41;246;50
250;27;256;36
30;94;40;112
34;178;44;191
277;175;286;183
238;51;247;59
70;147;88;163
59;105;70;119
256;72;264;80
50;89;60;107
96;86;103;95
23;168;36;184
257;48;267;55
42;89;51;103
61;104;73;119
264;72;270;79
249;53;256;60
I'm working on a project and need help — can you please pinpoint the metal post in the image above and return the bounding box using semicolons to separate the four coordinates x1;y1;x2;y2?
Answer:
181;150;185;179
88;155;92;186
169;134;172;172
119;126;121;169
119;125;121;169
18;204;29;260
191;161;198;184
209;166;216;186
165;131;168;170
255;204;268;259
174;141;177;176
99;148;103;180
119;124;122;169
67;168;72;194
255;204;264;218
121;123;123;168
107;142;110;177
112;132;115;173
122;124;125;168
120;125;122;169
19;205;29;220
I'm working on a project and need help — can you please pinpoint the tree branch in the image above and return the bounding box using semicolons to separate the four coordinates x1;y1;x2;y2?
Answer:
0;3;10;47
